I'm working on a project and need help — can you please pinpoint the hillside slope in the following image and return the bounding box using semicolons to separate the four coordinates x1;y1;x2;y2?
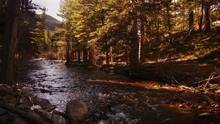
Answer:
144;29;220;63
45;14;61;30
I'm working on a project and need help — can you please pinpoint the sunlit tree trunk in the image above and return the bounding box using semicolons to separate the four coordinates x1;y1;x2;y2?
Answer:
106;46;113;65
109;46;113;64
140;15;145;63
89;45;96;65
199;0;204;32
1;0;20;82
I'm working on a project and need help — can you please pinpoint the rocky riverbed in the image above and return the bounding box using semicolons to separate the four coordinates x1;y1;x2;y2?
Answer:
0;83;65;124
1;59;218;124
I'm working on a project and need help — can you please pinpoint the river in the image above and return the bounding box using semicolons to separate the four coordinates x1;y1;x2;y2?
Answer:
16;59;218;124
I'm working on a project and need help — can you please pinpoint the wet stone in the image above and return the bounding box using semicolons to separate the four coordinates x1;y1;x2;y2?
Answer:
66;100;88;124
33;97;55;111
17;104;30;111
0;112;14;124
0;108;7;116
13;117;27;124
51;112;66;124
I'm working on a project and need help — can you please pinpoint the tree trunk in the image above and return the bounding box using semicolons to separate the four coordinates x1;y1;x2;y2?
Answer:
199;0;204;32
140;16;145;63
1;0;19;82
109;46;113;64
165;0;172;35
89;45;96;65
129;10;139;73
83;47;88;62
188;0;194;32
77;49;81;62
65;22;71;63
189;11;194;31
65;39;71;63
204;0;211;32
156;16;160;42
106;48;110;65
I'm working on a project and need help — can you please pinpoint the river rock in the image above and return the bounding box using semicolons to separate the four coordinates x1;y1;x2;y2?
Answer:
34;109;52;122
33;97;55;111
51;112;66;124
66;100;88;124
0;84;14;95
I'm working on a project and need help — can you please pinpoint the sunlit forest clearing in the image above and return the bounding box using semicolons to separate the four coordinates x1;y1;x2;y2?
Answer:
0;0;220;124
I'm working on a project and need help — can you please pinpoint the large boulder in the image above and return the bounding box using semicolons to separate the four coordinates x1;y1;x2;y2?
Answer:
66;100;88;124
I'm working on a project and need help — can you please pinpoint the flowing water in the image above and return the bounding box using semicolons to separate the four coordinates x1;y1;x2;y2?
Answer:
18;59;141;124
17;59;217;124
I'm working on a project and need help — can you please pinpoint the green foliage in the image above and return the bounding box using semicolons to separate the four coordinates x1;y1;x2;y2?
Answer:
61;0;220;64
17;11;45;58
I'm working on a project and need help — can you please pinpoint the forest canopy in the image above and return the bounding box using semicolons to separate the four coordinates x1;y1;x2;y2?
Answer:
61;0;220;69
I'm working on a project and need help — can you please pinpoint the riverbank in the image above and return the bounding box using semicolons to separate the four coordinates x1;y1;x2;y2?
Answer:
0;83;65;124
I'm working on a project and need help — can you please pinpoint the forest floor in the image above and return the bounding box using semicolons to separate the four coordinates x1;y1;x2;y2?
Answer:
113;30;220;88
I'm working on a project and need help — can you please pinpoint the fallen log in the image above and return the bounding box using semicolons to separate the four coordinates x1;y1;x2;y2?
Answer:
87;79;149;89
87;79;193;93
0;102;50;124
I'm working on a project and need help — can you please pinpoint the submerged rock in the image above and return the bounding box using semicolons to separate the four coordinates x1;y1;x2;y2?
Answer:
66;100;88;124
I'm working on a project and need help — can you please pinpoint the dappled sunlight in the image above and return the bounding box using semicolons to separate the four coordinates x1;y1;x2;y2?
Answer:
88;79;197;93
88;79;220;121
1;0;220;123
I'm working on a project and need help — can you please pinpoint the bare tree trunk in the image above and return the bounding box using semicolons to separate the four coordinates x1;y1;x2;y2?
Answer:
89;45;96;65
77;49;81;62
199;0;204;32
188;0;194;32
140;16;145;63
65;22;72;64
109;46;113;64
204;0;211;32
106;47;110;66
156;17;160;42
1;0;19;82
65;39;71;63
165;0;172;35
73;51;76;61
129;10;139;73
189;11;194;31
83;47;88;62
